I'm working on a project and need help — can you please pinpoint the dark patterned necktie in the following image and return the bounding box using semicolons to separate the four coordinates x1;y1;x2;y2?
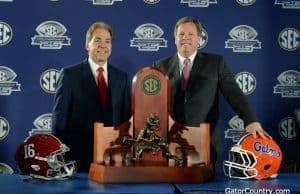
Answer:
182;58;190;90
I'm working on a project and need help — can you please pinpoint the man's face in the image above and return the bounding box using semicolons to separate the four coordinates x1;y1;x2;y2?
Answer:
175;22;201;58
86;28;112;66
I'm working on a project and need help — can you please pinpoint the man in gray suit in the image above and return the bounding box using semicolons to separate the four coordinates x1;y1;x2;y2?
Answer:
52;22;131;172
153;16;270;162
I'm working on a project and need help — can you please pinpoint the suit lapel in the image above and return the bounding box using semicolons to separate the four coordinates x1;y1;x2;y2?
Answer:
167;55;180;84
186;52;204;92
107;65;117;108
107;65;114;93
81;60;102;107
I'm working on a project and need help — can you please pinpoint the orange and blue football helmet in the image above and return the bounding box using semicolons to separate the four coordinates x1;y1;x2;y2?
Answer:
223;133;282;180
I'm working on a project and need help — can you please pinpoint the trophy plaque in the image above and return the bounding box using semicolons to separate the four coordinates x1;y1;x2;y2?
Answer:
88;67;215;183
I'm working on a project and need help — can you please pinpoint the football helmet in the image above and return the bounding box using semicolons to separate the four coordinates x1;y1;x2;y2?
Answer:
223;133;282;180
15;134;76;180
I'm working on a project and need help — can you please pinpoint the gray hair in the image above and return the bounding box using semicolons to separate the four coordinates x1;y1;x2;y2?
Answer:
174;16;202;37
86;22;114;45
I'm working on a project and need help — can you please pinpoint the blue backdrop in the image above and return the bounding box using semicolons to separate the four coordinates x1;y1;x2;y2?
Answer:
0;0;299;174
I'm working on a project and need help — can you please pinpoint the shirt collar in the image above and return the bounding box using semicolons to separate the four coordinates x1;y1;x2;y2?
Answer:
177;51;197;71
89;57;107;73
88;57;108;83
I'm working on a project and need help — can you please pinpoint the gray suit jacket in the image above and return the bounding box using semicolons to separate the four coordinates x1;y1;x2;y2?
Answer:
153;51;257;158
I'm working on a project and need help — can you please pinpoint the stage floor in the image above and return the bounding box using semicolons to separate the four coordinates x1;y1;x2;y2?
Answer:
175;173;300;194
0;173;299;194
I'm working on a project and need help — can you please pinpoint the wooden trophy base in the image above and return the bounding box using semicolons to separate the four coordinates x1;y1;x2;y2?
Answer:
88;68;215;183
88;120;214;183
88;162;215;183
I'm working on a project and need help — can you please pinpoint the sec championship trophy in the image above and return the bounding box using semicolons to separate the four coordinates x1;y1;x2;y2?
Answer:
88;67;214;183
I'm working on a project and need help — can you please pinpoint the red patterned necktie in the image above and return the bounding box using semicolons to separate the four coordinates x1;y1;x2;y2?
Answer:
97;67;107;107
182;58;190;90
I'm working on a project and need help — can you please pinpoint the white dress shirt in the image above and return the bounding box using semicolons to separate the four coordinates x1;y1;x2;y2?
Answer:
88;57;108;85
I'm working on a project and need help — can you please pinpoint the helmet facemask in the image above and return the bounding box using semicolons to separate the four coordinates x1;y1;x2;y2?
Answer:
33;144;77;180
223;145;257;179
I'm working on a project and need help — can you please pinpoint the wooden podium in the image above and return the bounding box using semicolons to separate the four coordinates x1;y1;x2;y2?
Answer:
88;67;215;183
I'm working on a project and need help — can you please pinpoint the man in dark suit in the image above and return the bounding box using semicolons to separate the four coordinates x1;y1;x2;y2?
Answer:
153;16;270;162
52;22;131;172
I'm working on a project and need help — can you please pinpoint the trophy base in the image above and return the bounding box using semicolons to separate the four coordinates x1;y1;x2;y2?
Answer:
88;162;215;183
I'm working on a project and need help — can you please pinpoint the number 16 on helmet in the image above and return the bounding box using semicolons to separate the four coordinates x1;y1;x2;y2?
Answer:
14;134;77;180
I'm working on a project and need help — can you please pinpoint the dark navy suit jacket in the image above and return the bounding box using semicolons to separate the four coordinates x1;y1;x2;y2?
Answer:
52;59;131;172
153;52;258;161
